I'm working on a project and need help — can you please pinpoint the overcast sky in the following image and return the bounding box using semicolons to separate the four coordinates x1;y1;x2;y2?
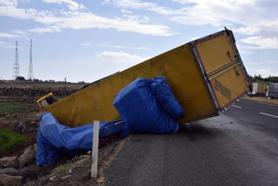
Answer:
0;0;277;82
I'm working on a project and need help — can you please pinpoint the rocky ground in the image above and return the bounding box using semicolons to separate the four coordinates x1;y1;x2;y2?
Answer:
0;80;85;157
0;138;126;186
0;80;125;185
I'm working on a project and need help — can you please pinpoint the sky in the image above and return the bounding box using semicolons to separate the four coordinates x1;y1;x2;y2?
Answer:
0;0;277;82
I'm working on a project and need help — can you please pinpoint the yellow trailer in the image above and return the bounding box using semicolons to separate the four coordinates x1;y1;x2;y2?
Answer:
46;29;250;127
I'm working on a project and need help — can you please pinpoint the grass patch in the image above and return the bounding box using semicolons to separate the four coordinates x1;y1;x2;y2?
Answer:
51;160;74;176
0;128;26;153
0;101;26;117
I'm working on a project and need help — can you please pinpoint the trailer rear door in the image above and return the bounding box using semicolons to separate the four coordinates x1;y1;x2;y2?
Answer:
194;30;250;109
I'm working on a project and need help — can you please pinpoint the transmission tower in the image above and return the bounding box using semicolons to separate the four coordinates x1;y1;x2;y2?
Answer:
13;41;19;79
28;38;33;80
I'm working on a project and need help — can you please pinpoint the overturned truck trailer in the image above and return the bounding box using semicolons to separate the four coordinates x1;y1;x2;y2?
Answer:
46;29;251;127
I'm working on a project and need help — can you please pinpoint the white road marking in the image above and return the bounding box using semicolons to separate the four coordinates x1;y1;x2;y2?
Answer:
231;105;242;109
259;112;278;119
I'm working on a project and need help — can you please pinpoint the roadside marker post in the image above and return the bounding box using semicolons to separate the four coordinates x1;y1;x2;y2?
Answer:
91;120;100;178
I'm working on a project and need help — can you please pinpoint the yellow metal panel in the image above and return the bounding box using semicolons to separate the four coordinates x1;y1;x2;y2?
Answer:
47;73;124;127
196;32;233;74
210;65;248;108
196;31;250;109
47;44;217;126
150;45;217;123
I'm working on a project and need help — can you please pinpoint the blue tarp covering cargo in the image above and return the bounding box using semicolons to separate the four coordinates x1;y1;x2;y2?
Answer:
150;77;184;119
36;76;184;166
36;112;125;166
113;76;183;136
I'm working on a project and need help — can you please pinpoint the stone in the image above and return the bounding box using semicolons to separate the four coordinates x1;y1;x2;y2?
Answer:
0;156;18;168
74;156;90;167
14;121;25;134
0;167;21;176
0;174;23;186
96;176;106;184
60;175;71;180
49;175;56;181
18;145;35;168
19;165;40;178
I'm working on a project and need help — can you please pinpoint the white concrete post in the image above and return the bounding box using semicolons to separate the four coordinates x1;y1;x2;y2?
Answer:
91;120;100;178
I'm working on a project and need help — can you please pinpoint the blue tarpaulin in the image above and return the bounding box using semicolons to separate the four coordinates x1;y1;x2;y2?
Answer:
113;76;183;136
150;77;184;119
36;76;184;166
36;112;125;166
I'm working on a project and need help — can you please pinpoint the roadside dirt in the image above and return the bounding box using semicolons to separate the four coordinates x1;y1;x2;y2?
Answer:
0;80;126;185
243;95;278;105
0;80;84;158
25;138;127;186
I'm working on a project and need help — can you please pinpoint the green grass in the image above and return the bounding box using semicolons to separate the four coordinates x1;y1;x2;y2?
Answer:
0;101;25;117
0;128;26;153
51;160;74;176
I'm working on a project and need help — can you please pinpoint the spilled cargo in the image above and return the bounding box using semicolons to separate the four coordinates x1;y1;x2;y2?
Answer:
36;112;126;166
36;77;183;166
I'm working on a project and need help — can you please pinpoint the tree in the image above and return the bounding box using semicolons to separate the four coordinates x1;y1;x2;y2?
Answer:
249;75;278;83
15;76;25;81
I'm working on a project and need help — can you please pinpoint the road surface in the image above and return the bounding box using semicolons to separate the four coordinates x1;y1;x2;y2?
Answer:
106;99;278;186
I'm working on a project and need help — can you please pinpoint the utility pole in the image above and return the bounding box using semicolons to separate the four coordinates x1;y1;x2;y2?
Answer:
64;77;67;95
28;38;33;80
13;41;19;79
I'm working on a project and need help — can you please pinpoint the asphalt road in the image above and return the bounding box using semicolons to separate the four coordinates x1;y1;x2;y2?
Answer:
106;99;278;186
